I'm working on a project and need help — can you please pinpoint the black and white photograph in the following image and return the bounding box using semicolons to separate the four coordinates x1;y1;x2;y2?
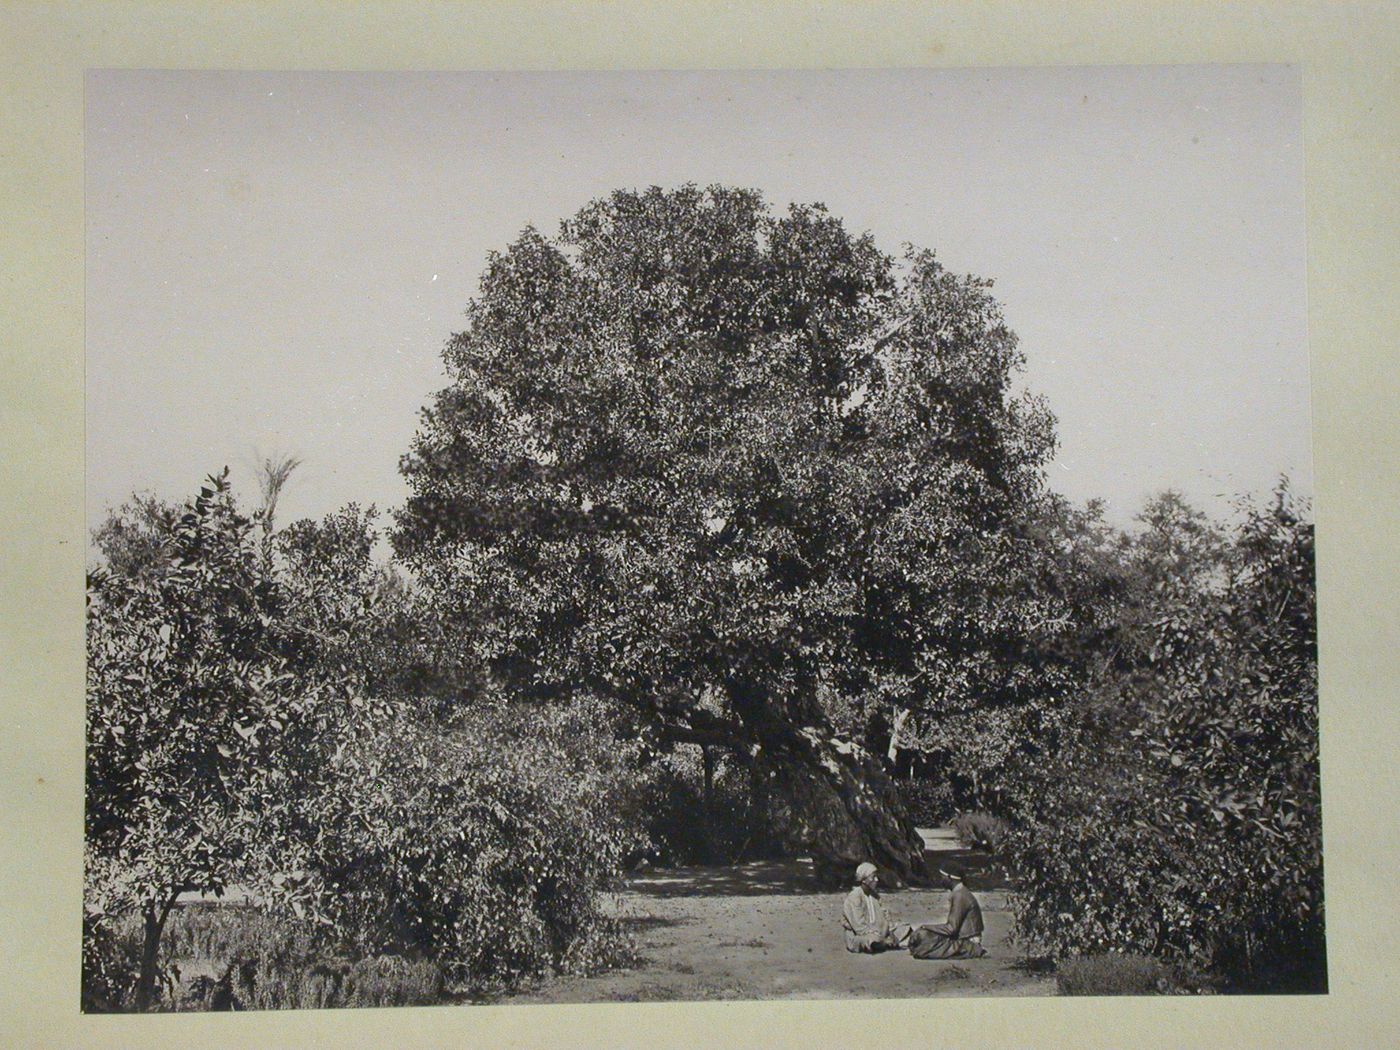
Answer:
81;65;1323;1012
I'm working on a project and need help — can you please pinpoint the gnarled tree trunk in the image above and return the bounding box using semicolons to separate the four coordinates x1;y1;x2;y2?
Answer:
754;737;929;888
721;682;928;887
658;684;930;886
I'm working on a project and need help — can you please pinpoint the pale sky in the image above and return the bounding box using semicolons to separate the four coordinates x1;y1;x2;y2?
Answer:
86;66;1311;536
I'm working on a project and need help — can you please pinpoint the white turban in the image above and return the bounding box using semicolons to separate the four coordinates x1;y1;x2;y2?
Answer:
855;862;878;882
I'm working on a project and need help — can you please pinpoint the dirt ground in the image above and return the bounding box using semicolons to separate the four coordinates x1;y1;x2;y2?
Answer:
505;830;1057;1003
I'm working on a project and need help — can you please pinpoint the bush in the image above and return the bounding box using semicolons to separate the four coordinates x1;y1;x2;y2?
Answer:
1004;487;1324;992
1056;953;1174;996
286;694;649;994
951;811;1011;851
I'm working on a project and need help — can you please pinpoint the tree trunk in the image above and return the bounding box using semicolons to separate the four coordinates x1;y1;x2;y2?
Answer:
887;706;911;766
757;741;928;887
700;744;717;864
723;682;928;888
133;893;177;1012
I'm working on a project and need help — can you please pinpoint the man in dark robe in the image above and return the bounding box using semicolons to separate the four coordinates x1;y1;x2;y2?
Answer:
908;862;987;960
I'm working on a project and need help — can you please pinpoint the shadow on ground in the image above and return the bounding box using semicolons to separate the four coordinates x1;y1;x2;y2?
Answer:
617;914;694;931
626;845;1014;898
627;858;826;898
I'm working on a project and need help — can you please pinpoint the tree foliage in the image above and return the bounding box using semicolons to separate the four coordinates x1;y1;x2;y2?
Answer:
394;184;1070;880
1004;484;1323;991
86;470;320;1009
85;473;646;1009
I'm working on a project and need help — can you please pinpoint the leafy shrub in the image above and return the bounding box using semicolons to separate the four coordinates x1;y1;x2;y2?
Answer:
951;811;1011;851
1056;953;1173;996
285;694;649;994
1005;487;1324;992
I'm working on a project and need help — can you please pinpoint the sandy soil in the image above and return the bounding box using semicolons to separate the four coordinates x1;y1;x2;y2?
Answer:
505;832;1056;1003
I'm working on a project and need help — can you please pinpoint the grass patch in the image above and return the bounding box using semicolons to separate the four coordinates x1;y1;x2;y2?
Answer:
692;977;755;1000
1056;953;1177;996
161;904;447;1011
610;976;755;1003
610;980;682;1002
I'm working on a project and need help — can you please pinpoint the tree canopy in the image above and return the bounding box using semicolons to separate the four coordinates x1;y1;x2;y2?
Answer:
394;185;1075;881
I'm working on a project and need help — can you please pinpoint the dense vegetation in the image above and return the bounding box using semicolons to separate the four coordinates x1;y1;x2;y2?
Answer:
85;475;648;1009
1001;486;1323;992
85;185;1323;1008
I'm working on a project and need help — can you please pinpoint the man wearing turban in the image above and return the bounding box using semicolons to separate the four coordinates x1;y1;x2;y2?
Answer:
841;862;913;953
907;862;988;959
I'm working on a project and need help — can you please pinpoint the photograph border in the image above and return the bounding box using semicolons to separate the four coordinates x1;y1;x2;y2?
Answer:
3;2;1398;1047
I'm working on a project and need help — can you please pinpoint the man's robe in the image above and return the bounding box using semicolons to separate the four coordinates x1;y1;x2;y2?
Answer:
842;885;905;953
908;883;987;960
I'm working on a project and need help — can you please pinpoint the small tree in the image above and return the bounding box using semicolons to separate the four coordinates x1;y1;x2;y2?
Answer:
1004;484;1323;991
85;470;315;1009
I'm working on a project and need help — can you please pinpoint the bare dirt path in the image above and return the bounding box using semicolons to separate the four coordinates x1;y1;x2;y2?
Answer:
504;830;1056;1003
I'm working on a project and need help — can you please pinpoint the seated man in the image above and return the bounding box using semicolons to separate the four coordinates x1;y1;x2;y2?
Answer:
842;862;913;953
908;862;987;960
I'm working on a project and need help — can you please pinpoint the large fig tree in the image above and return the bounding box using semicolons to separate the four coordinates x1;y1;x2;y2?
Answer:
394;186;1061;884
